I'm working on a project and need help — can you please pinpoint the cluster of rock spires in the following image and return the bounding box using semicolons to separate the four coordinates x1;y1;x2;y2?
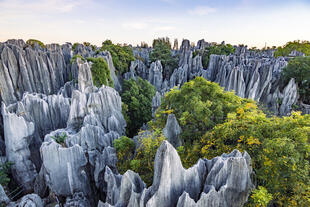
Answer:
127;39;309;116
0;39;255;206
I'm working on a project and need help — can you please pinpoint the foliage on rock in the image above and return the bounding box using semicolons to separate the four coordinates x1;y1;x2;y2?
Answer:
86;57;114;88
0;162;12;187
26;39;45;48
281;56;310;104
113;136;135;174
100;40;135;75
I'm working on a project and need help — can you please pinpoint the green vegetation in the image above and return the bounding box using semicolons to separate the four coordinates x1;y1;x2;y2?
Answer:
274;40;310;57
121;78;156;137
115;130;165;186
194;43;235;68
149;37;178;71
152;77;250;144
51;133;67;144
199;104;310;206
86;57;114;88
113;136;135;174
0;162;12;187
248;186;273;207
100;40;135;75
26;39;45;48
115;77;309;206
281;57;310;103
72;42;79;51
70;54;85;64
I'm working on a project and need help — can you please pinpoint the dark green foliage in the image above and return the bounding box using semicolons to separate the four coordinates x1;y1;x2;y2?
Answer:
86;57;114;88
281;57;310;103
70;54;85;64
195;43;235;68
51;133;67;144
152;77;249;144
121;78;156;137
274;40;310;57
150;37;178;71
26;39;45;48
100;40;135;75
113;136;135;174
72;43;79;51
0;162;12;187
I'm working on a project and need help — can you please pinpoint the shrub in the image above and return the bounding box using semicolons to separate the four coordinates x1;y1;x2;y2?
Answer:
121;78;156;137
51;133;67;144
86;57;114;88
0;162;12;187
72;42;79;51
100;40;135;75
113;136;135;174
130;130;165;186
249;186;273;207
26;39;45;48
281;57;310;103
70;54;85;64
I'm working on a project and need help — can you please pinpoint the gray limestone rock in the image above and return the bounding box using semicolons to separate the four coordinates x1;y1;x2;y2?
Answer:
148;60;163;91
0;184;10;205
163;114;182;148
18;194;44;207
40;139;90;197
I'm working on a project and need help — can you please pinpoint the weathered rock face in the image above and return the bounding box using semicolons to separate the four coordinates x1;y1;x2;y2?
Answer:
206;54;298;115
148;60;163;91
163;114;182;148
0;39;71;105
103;141;253;207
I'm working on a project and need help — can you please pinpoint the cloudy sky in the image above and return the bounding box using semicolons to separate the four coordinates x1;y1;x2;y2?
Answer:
1;0;310;48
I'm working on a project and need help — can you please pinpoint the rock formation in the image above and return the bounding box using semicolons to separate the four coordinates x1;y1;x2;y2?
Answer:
102;141;254;207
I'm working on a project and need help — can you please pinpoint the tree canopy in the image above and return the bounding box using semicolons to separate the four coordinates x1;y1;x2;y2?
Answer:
281;56;310;104
121;77;156;137
149;37;179;76
100;40;135;75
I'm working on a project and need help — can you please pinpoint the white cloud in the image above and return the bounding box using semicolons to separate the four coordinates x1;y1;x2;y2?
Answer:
188;6;216;16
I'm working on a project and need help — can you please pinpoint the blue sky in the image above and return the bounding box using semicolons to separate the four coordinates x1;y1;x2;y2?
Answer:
1;0;310;48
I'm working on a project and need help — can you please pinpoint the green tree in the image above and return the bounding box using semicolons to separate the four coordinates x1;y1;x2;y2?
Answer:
281;57;310;103
121;78;156;137
130;130;165;186
100;40;135;75
152;76;250;144
200;104;310;206
150;37;178;76
113;136;135;174
86;57;114;88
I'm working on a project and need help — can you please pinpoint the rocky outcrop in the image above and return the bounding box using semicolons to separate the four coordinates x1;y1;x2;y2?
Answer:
163;114;182;148
206;54;298;115
148;60;163;91
103;141;253;207
0;39;71;105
